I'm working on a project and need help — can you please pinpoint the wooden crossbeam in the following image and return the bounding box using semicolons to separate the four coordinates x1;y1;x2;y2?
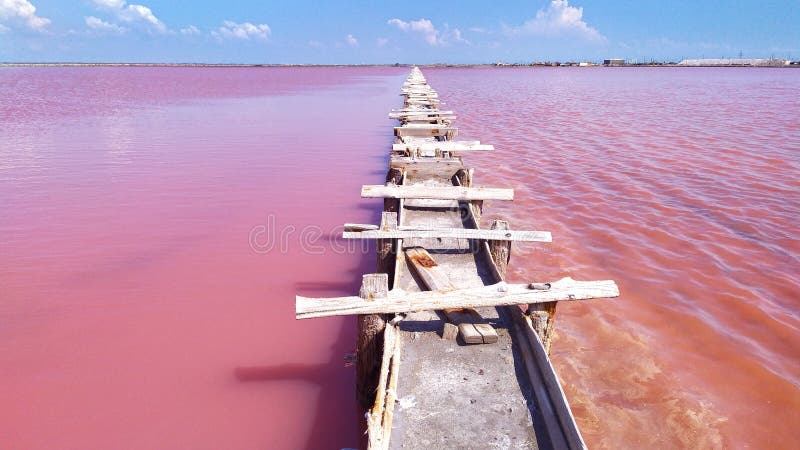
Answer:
394;126;457;138
390;114;457;121
405;247;498;344
342;227;551;242
296;277;620;319
403;91;438;96
392;142;493;152
391;109;454;115
361;184;513;201
389;156;463;171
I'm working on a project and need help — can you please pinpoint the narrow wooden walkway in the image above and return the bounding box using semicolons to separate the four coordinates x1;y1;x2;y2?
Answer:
295;67;619;449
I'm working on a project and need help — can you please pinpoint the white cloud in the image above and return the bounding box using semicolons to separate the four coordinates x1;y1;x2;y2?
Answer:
450;28;469;45
510;0;605;42
85;15;126;34
120;4;164;32
212;20;270;41
388;18;469;46
345;33;358;47
92;0;125;8
388;18;442;46
0;0;51;30
91;0;167;33
180;25;199;36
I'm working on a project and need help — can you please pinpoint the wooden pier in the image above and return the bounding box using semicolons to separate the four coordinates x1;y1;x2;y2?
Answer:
296;67;619;449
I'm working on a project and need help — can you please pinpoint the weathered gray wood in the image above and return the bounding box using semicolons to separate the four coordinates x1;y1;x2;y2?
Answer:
394;125;456;138
389;157;463;172
383;167;404;215
344;223;379;232
391;109;454;115
396;115;457;123
489;220;512;279
404;247;498;344
356;274;390;408
361;184;514;201
528;302;558;355
366;321;400;450
442;322;458;340
376;211;398;278
297;277;619;319
510;307;587;449
343;227;551;242
392;142;493;152
389;111;455;119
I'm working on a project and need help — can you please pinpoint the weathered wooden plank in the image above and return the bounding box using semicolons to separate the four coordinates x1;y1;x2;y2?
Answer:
343;227;551;242
391;109;454;115
392;142;494;152
403;92;439;98
442;322;458;340
361;184;514;201
389;156;462;169
296;277;620;319
389;110;454;117
404;247;498;344
394;126;455;138
510;308;587;449
393;115;457;122
367;320;400;450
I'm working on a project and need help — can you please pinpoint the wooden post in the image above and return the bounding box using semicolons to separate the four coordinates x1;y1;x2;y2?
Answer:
356;274;389;408
383;168;403;214
455;168;482;225
376;212;398;278
527;302;557;355
487;219;557;353
489;220;511;279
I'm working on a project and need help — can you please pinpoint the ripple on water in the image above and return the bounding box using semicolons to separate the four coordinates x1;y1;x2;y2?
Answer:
425;67;800;449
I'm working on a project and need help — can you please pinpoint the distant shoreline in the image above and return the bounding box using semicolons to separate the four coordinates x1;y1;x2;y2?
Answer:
1;62;797;68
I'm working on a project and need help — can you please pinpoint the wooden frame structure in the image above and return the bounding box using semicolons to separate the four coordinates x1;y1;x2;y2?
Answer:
294;67;619;449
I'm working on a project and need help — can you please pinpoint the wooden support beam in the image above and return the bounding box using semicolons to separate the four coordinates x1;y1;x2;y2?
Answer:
394;126;455;138
390;109;454;115
528;301;558;355
509;307;587;449
383;167;404;215
356;274;389;408
376;211;398;275
389;110;454;118
389;156;463;172
296;277;620;319
405;247;498;344
454;168;482;223
366;320;400;450
342;227;552;242
392;142;493;152
489;220;512;279
393;115;457;122
361;184;514;201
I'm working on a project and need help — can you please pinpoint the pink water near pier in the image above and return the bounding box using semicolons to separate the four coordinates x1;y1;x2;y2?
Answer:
1;67;798;449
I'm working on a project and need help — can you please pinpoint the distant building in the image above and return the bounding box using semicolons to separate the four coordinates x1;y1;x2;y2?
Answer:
678;58;790;67
579;62;594;67
603;58;626;66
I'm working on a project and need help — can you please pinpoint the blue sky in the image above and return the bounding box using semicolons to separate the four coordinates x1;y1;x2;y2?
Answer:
1;0;798;63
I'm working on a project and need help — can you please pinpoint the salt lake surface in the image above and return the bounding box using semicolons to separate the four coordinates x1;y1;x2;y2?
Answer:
1;66;798;449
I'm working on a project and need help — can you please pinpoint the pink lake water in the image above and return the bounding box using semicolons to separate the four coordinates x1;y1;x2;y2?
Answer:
1;66;799;449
